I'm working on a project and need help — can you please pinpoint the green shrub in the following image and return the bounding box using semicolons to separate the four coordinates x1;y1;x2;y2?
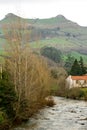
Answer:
40;47;62;63
66;88;81;99
0;111;10;130
0;71;17;119
65;88;87;100
0;111;4;123
79;88;87;100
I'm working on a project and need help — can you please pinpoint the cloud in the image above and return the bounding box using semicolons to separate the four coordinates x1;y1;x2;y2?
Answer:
0;0;16;3
0;0;60;4
0;0;87;26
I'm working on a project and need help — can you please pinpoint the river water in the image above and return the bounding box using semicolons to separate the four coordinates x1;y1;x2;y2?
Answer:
13;97;87;130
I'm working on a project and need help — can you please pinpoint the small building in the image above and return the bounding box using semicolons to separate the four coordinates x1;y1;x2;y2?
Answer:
66;75;87;89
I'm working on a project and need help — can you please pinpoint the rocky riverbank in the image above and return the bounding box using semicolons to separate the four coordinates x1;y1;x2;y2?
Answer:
13;97;87;130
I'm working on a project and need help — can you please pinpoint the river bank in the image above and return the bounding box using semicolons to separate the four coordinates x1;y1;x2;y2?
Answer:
12;97;87;130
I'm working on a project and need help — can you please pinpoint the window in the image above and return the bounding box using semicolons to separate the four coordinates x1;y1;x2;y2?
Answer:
76;80;79;83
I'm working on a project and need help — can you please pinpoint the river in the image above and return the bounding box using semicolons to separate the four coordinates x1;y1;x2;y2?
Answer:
13;97;87;130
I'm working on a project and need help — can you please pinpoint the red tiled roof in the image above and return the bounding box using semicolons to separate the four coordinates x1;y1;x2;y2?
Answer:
71;76;87;80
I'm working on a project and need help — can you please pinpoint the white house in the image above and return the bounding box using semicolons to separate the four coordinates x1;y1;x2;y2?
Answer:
66;75;87;89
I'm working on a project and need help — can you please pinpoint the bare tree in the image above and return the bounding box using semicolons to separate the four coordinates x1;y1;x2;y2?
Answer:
3;21;51;118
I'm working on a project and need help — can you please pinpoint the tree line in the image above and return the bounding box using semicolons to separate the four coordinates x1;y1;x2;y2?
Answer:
70;57;87;76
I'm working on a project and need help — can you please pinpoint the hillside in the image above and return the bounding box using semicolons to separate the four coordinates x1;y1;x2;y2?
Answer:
0;13;87;62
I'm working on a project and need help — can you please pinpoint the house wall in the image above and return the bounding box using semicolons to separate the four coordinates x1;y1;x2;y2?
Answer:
66;76;87;88
72;80;76;87
66;75;73;89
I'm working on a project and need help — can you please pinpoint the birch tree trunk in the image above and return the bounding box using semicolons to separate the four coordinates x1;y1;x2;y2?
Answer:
3;21;51;117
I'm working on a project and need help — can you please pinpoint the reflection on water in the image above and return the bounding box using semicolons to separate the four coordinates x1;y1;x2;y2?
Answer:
13;97;87;130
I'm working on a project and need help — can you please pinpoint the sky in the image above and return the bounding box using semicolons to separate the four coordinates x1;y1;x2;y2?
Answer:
0;0;87;26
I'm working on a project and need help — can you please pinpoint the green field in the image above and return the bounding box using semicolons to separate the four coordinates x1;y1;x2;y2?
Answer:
0;33;87;64
30;37;87;64
30;37;77;49
63;51;87;63
70;52;87;63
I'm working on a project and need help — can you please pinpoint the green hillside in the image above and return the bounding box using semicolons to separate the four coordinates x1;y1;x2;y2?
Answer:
0;13;87;63
30;37;87;63
30;37;76;50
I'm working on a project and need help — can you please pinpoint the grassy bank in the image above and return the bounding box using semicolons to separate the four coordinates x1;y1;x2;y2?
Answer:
56;86;87;100
66;88;87;100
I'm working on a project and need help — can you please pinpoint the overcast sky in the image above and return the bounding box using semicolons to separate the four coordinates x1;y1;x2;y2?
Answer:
0;0;87;26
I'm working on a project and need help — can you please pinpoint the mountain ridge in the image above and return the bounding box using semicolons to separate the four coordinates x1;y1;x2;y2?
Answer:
0;13;87;61
0;13;85;27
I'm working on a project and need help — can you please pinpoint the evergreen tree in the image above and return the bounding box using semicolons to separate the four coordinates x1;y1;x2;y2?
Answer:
40;47;62;63
70;59;82;76
64;54;75;73
0;71;17;119
79;56;86;75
